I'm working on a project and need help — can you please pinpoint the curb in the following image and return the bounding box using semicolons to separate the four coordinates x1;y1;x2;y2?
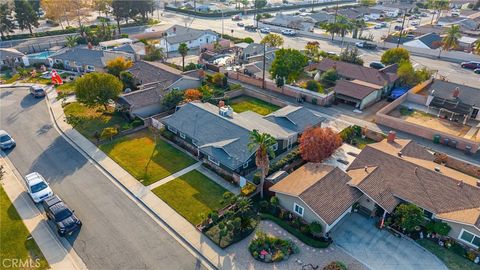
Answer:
44;90;218;270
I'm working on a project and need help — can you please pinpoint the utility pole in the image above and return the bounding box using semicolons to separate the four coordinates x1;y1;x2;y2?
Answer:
397;10;407;48
262;41;266;89
221;10;224;39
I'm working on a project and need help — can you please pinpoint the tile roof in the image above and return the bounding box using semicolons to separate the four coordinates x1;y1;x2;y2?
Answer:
270;163;363;225
308;58;398;86
334;79;382;100
348;139;480;228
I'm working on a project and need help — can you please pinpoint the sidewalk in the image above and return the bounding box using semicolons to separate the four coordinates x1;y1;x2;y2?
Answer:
0;154;87;270
44;87;229;269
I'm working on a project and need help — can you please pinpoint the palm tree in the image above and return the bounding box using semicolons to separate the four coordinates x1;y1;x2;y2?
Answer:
65;35;78;48
351;19;366;39
321;21;340;41
178;42;189;70
337;16;354;45
248;129;276;199
442;24;461;50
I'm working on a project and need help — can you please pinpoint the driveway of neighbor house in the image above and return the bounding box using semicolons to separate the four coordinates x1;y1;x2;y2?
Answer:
331;213;448;270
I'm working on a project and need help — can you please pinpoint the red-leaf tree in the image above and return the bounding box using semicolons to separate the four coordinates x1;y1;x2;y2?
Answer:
299;127;342;163
184;89;201;102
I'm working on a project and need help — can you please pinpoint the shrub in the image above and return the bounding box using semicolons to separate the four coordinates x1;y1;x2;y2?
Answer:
309;222;323;235
466;250;477;261
248;231;298;263
323;261;347;270
184;62;197;71
305;80;323;93
259;201;270;212
100;127;118;140
253;172;261;185
212;72;226;88
240;182;257;197
243;37;254;43
320;68;339;85
425;220;451;236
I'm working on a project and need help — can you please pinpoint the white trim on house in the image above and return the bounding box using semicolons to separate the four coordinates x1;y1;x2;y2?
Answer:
293;202;304;217
180;132;186;139
208;155;220;166
458;228;480;248
243;159;250;169
271;142;279;151
192;139;199;147
167;125;178;134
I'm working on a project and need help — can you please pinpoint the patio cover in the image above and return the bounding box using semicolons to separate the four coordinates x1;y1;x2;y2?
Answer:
429;96;472;115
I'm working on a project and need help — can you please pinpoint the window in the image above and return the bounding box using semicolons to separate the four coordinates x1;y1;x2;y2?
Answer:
459;229;480;248
192;139;199;147
167;125;177;134
208;155;219;166
179;132;186;139
293;203;304;217
243;159;250;169
271;142;278;151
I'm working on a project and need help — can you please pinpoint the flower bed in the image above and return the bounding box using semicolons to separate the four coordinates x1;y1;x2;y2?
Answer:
248;231;299;263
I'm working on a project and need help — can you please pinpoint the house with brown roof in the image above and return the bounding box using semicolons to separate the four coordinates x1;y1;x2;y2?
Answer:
270;135;480;248
306;59;399;110
117;61;202;118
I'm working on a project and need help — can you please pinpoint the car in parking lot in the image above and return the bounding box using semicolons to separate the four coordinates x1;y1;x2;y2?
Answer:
281;29;296;36
369;61;385;69
461;61;480;69
474;68;480;74
355;41;377;49
237;22;244;27
25;172;53;203
0;130;16;150
29;85;46;98
43;195;82;236
260;27;270;33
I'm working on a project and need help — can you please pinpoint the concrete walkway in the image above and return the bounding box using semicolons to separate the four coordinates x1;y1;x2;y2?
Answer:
147;161;202;190
0;154;87;270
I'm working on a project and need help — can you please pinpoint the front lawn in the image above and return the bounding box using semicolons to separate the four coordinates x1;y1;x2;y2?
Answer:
63;102;135;141
229;96;280;116
152;170;226;225
0;186;49;270
416;239;479;270
100;130;196;186
56;81;76;96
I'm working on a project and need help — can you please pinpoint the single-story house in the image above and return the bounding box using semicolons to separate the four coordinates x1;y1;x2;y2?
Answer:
371;5;400;18
117;61;201;118
48;47;134;73
403;32;443;49
112;42;146;60
307;59;399;109
159;25;218;53
271;136;480;248
307;12;335;26
99;38;134;50
262;14;315;32
0;48;26;68
162;102;324;175
240;43;277;63
458;36;478;52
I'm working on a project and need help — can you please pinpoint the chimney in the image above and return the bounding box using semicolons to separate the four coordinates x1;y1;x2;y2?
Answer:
476;180;480;188
218;100;225;107
414;167;418;175
457;180;464;187
387;130;396;143
452;87;460;98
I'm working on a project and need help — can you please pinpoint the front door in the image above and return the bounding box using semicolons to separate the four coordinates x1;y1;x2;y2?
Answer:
471;108;479;119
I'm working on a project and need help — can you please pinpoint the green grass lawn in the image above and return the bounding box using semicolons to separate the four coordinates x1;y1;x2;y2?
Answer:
64;102;131;141
0;186;49;270
2;73;21;84
352;135;377;149
100;130;196;186
229;96;280;116
416;239;479;270
23;76;52;85
56;81;76;95
152;170;227;225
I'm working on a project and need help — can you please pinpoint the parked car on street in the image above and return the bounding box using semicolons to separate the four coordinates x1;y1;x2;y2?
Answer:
237;22;244;27
355;41;377;49
0;130;15;150
29;86;46;98
410;21;419;26
25;172;53;203
245;25;258;31
474;68;480;74
232;15;242;21
369;61;385;69
260;27;270;33
394;25;404;31
461;61;480;70
43;195;82;237
374;24;383;29
281;29;296;36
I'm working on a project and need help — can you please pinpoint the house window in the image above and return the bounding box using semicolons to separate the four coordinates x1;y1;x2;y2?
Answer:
179;132;186;139
459;229;480;248
55;59;62;64
167;125;177;134
293;203;304;217
208;155;220;166
271;142;278;151
243;159;250;169
192;139;199;147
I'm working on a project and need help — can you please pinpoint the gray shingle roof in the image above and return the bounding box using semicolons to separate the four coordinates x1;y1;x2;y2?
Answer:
164;25;217;45
0;48;24;61
128;61;183;88
264;106;325;133
112;43;146;55
50;47;105;67
417;33;442;49
118;87;163;110
426;79;480;107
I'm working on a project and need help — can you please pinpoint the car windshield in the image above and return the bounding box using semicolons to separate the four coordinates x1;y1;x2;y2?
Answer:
31;182;48;193
55;209;72;221
35;89;44;92
0;135;10;142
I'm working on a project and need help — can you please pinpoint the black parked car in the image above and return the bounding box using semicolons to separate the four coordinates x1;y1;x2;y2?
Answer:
42;195;82;236
244;25;258;31
369;61;385;70
461;61;480;70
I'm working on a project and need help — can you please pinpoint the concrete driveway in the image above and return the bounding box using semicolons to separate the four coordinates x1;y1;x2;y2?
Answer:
330;213;448;270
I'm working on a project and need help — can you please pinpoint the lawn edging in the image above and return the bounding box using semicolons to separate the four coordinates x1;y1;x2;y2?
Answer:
260;213;330;249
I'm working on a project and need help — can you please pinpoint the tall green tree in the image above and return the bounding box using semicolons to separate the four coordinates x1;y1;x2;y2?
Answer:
442;24;461;50
339;46;364;65
111;0;130;34
14;0;39;35
254;0;267;9
321;21;340;41
393;204;424;232
351;19;366;39
381;48;410;65
75;73;123;110
427;0;450;24
248;130;276;199
270;48;308;84
0;3;15;40
178;43;189;70
133;0;155;21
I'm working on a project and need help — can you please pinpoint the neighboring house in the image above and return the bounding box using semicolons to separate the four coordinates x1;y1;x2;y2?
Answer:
117;61;201;118
307;11;335;26
271;136;480;247
262;14;315;32
162;102;324;176
306;59;399;110
0;48;25;68
99;38;134;50
240;43;277;62
458;36;478;52
159;25;218;52
403;33;442;49
112;42;146;60
48;47;134;73
371;5;400;18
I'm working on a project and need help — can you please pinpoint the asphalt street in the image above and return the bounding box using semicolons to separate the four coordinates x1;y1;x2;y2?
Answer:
0;87;205;270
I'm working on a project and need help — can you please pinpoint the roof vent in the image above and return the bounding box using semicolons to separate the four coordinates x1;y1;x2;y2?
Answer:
219;105;233;118
414;167;418;175
364;166;368;173
397;151;402;157
434;167;441;173
477;180;480;188
458;180;464;187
